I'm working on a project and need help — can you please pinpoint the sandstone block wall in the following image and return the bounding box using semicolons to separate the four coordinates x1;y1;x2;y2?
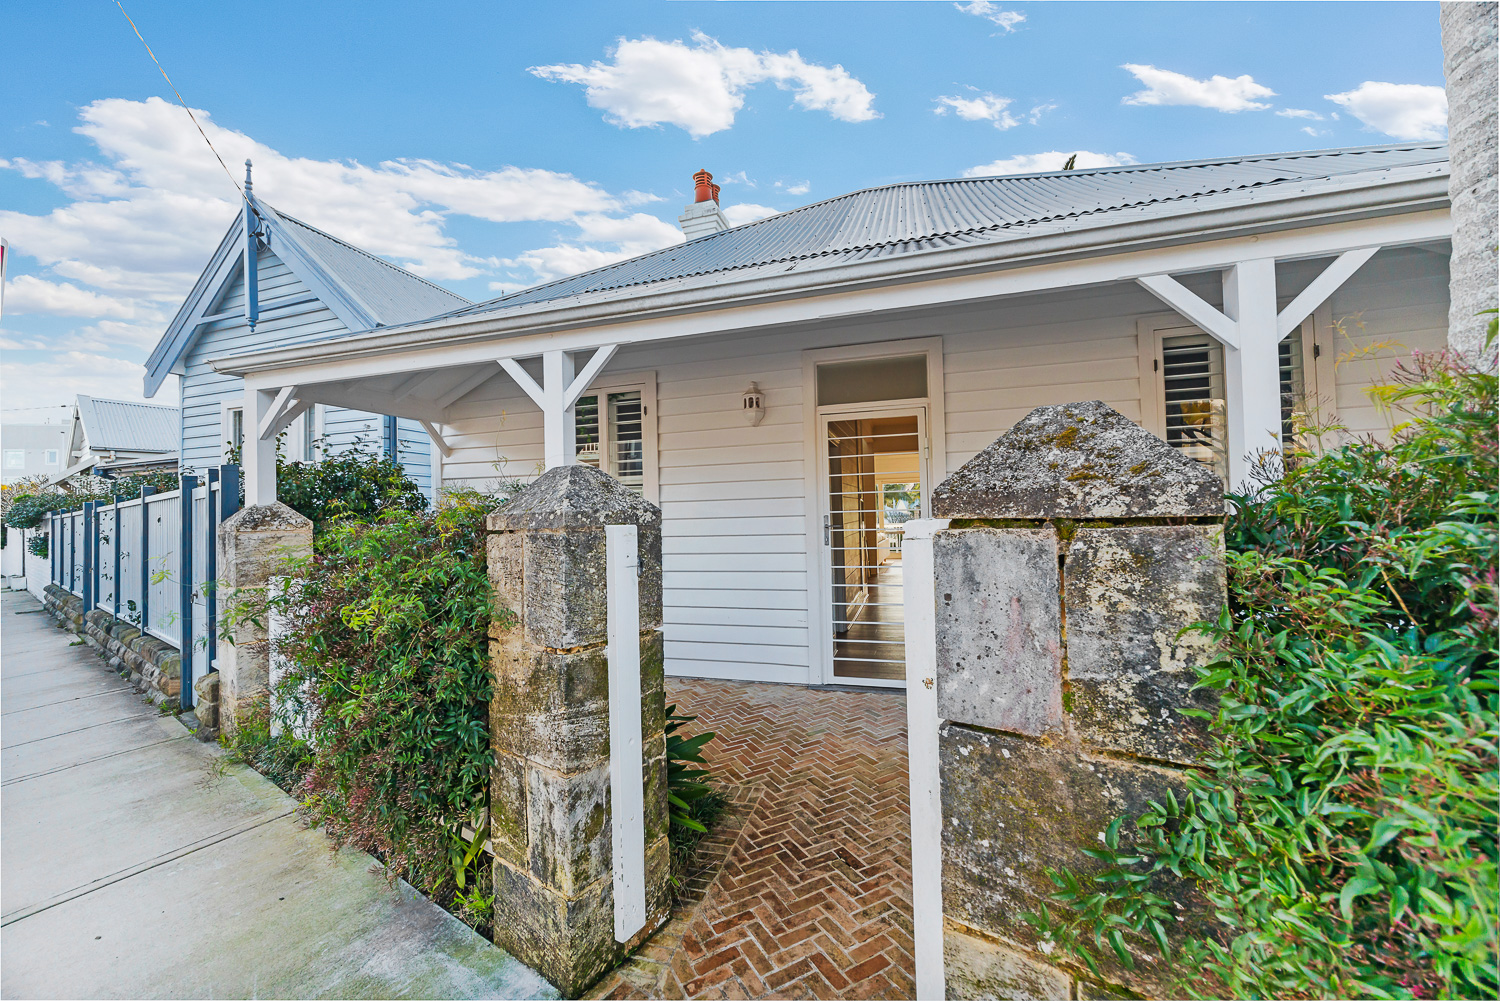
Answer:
41;584;187;710
215;502;312;735
487;464;670;997
928;402;1226;1000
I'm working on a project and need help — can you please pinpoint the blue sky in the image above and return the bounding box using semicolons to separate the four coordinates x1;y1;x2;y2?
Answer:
1;1;1447;415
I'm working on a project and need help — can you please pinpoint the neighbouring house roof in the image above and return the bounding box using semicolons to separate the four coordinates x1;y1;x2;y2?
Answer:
75;396;178;454
439;142;1447;320
144;195;470;396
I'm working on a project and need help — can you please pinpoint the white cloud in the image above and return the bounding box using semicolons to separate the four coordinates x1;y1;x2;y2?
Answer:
933;91;1019;129
0;96;692;408
500;211;683;284
724;204;779;226
962;151;1138;177
1121;64;1275;112
0;349;174;411
1324;81;1447;140
1027;103;1057;125
1301;126;1327;138
779;181;810;196
529;32;878;138
1276;108;1324;120
954;2;1026;32
3;275;146;318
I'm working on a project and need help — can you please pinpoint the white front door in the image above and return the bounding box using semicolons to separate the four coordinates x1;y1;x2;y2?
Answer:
817;406;928;688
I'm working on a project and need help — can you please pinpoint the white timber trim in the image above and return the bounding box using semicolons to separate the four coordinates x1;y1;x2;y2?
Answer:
902;518;949;1001
420;420;453;459
1135;274;1241;347
1275;246;1381;338
226;212;1448;390
562;343;620;411
606;524;647;943
220;401;244;464
244;387;278;506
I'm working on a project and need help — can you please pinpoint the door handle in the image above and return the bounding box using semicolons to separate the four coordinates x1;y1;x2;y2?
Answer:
823;515;830;545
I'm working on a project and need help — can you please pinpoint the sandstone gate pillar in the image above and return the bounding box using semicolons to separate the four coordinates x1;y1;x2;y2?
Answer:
216;502;312;736
487;464;670;997
926;401;1226;999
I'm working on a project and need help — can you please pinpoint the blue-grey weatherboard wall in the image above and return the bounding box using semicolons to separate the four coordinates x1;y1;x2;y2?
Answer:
142;169;473;495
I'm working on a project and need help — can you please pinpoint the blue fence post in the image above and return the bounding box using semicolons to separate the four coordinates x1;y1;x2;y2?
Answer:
113;494;123;618
50;512;57;586
213;464;240;676
82;502;96;611
140;485;155;632
179;474;197;713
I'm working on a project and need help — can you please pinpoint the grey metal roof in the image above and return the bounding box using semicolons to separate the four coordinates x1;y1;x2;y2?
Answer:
266;207;471;325
76;396;178;453
442;142;1447;320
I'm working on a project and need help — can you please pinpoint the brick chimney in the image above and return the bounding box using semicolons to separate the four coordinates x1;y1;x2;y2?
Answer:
678;168;729;239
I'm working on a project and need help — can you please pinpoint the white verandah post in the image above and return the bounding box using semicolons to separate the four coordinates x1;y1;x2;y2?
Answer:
1221;259;1284;488
903;517;950;1001
244;386;278;506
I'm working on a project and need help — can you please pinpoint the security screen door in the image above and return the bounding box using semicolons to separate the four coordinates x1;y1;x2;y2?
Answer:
820;408;927;687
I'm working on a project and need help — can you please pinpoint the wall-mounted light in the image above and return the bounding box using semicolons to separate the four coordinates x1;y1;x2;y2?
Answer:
742;383;765;426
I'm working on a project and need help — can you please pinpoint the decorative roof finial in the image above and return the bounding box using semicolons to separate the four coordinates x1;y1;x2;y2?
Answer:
244;158;254;193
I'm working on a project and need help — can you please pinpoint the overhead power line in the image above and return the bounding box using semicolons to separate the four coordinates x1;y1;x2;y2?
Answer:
112;0;257;216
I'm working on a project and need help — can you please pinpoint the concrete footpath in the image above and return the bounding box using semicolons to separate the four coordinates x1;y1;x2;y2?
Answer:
0;588;556;1000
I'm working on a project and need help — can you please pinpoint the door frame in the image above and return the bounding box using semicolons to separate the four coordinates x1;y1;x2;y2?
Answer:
801;336;947;687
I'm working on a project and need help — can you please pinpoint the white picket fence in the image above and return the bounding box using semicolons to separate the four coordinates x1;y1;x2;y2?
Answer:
49;466;240;709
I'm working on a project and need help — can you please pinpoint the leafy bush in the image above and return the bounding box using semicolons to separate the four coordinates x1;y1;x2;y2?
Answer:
228;439;428;532
263;493;494;918
1032;345;1498;999
2;471;180;530
665;704;726;883
27;532;47;558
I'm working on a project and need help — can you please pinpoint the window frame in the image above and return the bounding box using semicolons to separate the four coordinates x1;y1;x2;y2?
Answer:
43;449;59;466
220;402;244;463
4;450;24;470
1138;312;1320;469
571;370;658;504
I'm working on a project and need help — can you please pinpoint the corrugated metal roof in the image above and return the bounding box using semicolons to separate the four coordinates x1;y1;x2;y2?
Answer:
76;396;178;453
443;143;1447;319
267;207;471;325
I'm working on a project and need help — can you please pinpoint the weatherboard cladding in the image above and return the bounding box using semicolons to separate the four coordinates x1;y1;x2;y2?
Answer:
76;396;178;453
443;143;1447;318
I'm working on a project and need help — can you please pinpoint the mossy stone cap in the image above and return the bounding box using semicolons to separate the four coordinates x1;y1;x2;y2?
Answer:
487;462;662;531
930;400;1224;519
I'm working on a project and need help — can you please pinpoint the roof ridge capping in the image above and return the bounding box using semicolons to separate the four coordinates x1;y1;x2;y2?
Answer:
931;400;1224;519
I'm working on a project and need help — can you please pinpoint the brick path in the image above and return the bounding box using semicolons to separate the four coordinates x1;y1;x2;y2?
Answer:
590;679;914;1000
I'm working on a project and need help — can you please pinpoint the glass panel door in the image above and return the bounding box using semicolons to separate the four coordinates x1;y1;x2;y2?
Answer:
821;409;926;686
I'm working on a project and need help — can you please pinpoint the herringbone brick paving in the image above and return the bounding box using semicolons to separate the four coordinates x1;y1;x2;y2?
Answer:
588;679;913;1000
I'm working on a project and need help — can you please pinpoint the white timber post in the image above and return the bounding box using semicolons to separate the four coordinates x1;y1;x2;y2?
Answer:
542;349;577;470
1221;259;1283;488
903;517;950;1001
606;522;646;943
244;386;279;506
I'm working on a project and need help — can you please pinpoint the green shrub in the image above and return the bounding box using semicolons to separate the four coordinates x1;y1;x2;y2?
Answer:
1031;345;1498;1000
263;493;494;917
2;471;180;530
665;704;725;884
27;532;47;558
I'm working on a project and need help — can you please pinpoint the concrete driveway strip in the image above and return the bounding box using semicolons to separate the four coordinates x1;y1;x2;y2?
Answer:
1;588;557;1001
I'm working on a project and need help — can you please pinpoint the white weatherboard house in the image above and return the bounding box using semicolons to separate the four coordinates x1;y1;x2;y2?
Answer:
209;144;1453;689
144;165;470;494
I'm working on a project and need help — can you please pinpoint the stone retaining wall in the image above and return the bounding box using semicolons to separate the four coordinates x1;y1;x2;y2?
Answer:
928;402;1227;1000
40;583;219;731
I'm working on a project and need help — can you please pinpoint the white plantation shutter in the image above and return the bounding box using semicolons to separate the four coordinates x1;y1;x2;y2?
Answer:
1278;329;1306;447
1160;332;1228;479
573;390;645;494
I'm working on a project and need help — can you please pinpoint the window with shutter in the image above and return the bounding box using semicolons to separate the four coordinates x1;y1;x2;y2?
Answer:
1278;329;1305;447
574;389;645;493
1160;332;1228;479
